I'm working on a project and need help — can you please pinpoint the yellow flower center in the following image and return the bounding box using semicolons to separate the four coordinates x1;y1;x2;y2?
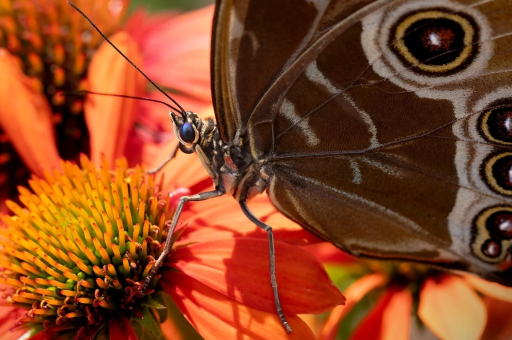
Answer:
0;155;173;338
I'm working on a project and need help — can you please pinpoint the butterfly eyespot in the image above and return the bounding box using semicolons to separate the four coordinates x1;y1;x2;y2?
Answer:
482;153;512;196
392;9;477;74
487;212;512;239
179;123;196;143
482;240;501;258
473;206;512;263
479;105;512;145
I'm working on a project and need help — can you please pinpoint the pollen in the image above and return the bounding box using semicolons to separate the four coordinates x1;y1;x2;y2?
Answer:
0;155;173;339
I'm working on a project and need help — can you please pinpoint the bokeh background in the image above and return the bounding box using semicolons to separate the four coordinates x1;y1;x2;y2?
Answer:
130;0;213;12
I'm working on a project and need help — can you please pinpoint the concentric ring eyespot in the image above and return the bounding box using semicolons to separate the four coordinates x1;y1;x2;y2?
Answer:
479;105;512;145
482;152;512;196
482;239;501;258
391;9;478;74
473;206;512;263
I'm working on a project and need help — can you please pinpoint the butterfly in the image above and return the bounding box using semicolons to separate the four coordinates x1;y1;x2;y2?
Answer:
72;0;512;333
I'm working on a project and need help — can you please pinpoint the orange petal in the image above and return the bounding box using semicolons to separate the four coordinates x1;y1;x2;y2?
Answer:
179;194;321;246
464;274;512;303
168;237;344;315
321;273;387;340
481;296;512;340
0;49;60;176
127;7;213;101
350;286;412;340
418;275;486;340
155;142;212;193
161;272;316;340
85;31;145;167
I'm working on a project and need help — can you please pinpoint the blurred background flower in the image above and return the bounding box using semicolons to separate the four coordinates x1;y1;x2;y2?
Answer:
0;0;213;211
302;243;512;340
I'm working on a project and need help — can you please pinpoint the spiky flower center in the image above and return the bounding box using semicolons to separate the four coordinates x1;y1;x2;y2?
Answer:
0;0;126;194
0;155;173;339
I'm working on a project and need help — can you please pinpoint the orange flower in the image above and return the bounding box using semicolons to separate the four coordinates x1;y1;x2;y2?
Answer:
0;0;213;207
309;243;512;340
0;153;344;339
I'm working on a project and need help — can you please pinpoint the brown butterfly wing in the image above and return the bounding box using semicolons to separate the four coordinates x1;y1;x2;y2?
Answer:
212;0;512;286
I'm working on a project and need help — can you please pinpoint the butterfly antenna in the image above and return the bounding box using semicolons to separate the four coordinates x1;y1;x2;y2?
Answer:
63;90;181;112
67;1;187;118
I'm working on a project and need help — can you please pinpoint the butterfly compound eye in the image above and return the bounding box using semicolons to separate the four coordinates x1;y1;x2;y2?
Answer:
179;123;196;143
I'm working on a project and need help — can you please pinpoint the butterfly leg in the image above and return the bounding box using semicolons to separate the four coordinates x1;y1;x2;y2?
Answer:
146;143;179;174
240;201;292;334
141;189;224;293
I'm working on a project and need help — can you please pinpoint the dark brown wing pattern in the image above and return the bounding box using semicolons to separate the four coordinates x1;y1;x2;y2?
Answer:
212;0;512;286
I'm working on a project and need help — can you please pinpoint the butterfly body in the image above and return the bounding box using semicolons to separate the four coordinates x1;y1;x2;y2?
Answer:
200;0;512;286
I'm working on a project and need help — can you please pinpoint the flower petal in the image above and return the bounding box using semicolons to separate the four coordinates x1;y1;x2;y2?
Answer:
109;315;139;340
179;194;321;246
321;273;387;340
350;287;412;340
303;243;357;265
161;272;316;340
0;305;25;340
159;143;212;192
0;49;60;176
85;31;145;166
481;296;512;340
167;237;344;314
127;7;213;101
418;275;486;340
464;274;512;303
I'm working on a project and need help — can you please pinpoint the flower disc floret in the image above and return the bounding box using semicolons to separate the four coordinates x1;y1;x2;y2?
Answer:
0;155;173;339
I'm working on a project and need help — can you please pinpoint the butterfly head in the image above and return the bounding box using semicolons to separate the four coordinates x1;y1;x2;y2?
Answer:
170;111;208;154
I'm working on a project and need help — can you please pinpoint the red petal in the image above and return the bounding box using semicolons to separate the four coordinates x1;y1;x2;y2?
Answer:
303;243;357;265
418;275;486;340
0;49;60;176
0;305;25;340
321;274;387;340
161;272;316;340
179;194;321;246
159;144;212;192
109;315;139;340
166;237;344;315
127;7;213;101
85;31;145;167
350;287;412;340
481;296;512;340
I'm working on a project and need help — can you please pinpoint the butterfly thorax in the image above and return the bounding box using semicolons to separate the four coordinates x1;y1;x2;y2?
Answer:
172;111;267;200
